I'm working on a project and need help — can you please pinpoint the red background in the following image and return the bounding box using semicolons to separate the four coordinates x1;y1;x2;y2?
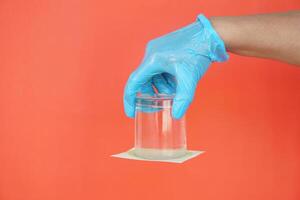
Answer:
0;0;300;200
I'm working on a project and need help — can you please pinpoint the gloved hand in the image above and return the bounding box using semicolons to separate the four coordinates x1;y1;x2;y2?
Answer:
124;14;229;119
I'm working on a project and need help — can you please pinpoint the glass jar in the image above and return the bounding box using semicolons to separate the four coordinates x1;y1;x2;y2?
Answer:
133;94;187;160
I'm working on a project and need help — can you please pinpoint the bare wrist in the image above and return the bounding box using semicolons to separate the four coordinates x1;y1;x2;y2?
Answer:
209;16;241;53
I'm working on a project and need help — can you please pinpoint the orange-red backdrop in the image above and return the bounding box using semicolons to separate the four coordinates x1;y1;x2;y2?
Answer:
0;0;300;200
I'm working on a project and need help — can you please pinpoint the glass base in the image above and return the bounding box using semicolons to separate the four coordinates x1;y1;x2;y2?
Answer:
133;147;187;160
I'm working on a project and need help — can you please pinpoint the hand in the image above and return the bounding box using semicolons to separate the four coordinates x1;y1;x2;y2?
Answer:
124;15;228;119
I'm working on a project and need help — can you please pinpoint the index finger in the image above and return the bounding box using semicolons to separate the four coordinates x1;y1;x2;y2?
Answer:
123;61;157;118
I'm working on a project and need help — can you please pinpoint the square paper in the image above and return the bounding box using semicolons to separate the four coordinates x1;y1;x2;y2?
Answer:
112;148;204;163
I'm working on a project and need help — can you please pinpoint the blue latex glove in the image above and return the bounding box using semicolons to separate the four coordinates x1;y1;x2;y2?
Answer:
124;14;229;119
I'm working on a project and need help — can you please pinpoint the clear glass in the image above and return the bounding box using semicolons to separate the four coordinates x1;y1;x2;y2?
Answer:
133;93;187;160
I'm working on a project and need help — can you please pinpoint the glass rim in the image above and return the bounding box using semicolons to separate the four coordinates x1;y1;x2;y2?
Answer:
136;93;175;100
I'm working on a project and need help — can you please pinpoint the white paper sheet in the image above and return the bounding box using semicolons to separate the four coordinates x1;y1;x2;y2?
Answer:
112;148;204;163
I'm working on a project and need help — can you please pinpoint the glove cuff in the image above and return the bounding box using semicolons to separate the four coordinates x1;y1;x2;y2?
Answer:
197;14;229;62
